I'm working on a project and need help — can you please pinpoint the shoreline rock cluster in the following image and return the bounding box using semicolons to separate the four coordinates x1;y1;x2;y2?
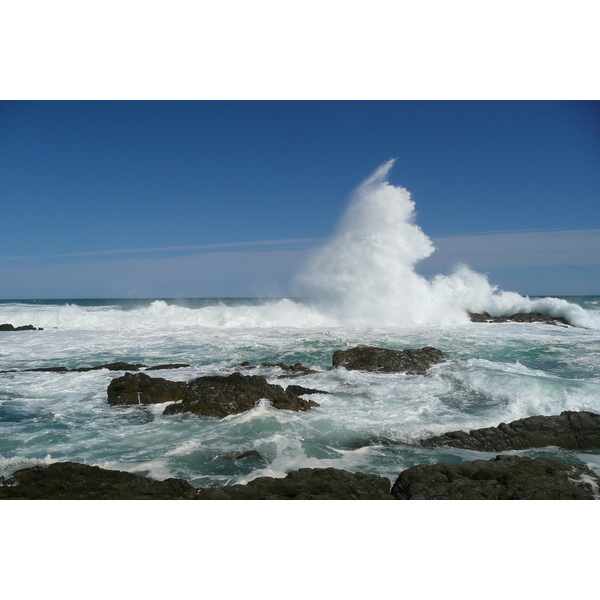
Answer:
467;311;570;326
2;345;599;499
0;323;43;331
0;362;191;374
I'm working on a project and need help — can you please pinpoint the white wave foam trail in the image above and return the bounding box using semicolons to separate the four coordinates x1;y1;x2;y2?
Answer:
294;160;600;329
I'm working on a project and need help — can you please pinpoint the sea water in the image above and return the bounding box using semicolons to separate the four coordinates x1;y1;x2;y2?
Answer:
1;162;599;488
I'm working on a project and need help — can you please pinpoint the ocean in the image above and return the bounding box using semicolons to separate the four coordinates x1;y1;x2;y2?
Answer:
1;295;599;488
2;160;599;490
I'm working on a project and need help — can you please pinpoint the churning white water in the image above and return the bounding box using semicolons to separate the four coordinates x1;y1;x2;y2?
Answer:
294;159;599;329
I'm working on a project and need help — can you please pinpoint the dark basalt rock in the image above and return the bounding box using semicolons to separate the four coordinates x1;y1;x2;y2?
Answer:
0;461;197;500
239;361;318;377
77;362;145;372
107;372;187;406
197;467;393;499
391;455;600;500
468;311;571;326
422;410;600;452
145;363;190;371
163;372;319;417
0;323;42;331
214;450;265;461
332;346;450;374
286;384;328;396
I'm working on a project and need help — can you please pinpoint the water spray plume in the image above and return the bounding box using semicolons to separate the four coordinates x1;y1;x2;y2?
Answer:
294;161;598;328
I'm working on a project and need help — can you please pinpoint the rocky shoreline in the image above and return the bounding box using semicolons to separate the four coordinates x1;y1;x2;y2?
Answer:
2;344;599;500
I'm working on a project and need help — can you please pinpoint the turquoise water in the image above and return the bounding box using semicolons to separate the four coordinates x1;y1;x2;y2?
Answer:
1;296;600;487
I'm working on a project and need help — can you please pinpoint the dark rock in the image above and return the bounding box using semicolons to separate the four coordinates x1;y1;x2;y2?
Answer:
163;372;319;417
391;455;600;499
215;450;265;461
197;467;393;499
332;346;450;374
0;323;42;331
76;362;146;372
468;311;571;326
422;411;600;452
145;363;191;371
239;361;318;377
0;461;197;500
107;372;187;406
286;384;328;396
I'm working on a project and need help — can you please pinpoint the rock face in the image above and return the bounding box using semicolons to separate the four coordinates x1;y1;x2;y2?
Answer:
332;346;450;374
391;455;600;500
422;411;600;452
163;372;319;417
107;372;187;405
468;311;570;326
0;462;197;500
197;467;393;499
0;323;42;331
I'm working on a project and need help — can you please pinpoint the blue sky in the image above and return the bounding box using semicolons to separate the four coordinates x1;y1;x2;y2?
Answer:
1;100;599;298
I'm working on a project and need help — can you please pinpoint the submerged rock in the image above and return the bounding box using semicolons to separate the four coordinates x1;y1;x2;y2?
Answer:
332;346;450;374
107;372;187;405
468;311;571;326
145;363;191;371
163;372;319;417
0;323;42;331
0;462;197;500
421;410;600;452
391;455;600;500
197;467;393;499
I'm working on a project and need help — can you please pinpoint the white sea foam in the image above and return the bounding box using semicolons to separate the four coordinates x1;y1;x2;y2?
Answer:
294;159;600;329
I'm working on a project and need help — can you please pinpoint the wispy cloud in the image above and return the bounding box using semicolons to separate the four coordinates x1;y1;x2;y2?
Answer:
0;237;324;262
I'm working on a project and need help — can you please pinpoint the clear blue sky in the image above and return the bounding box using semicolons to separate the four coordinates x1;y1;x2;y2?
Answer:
1;100;599;298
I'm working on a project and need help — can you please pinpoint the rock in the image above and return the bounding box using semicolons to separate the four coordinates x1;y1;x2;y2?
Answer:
145;363;190;371
163;372;319;417
391;455;600;499
197;467;393;499
107;372;187;406
332;346;450;374
421;411;600;452
0;461;197;500
468;311;570;326
214;450;265;461
286;384;328;396
0;323;42;331
239;361;318;377
78;362;145;372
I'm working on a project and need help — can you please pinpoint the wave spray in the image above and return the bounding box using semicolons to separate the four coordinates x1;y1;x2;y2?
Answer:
294;160;598;328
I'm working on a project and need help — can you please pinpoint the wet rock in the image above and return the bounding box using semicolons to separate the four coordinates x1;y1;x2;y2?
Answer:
421;411;600;452
77;362;145;372
468;311;571;326
239;361;318;377
163;372;319;417
391;455;600;500
197;467;393;499
0;323;42;331
332;346;450;374
145;363;190;371
214;450;265;461
0;461;197;500
107;372;187;406
286;384;328;396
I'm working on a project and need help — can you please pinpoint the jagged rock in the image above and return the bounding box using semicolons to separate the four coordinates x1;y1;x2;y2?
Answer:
468;311;570;326
391;455;600;499
145;363;190;371
107;372;187;405
0;462;197;500
239;361;318;377
422;411;600;452
197;467;393;499
163;372;319;417
78;362;145;372
0;323;42;331
332;346;450;374
286;384;328;396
